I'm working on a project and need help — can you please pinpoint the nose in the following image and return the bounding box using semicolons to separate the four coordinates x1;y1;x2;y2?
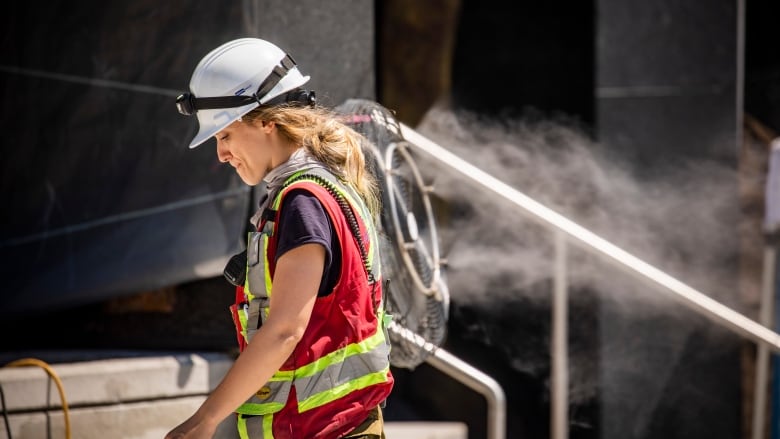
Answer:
216;138;231;163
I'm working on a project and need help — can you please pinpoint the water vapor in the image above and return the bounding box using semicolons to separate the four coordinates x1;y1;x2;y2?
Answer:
408;103;744;423
414;104;740;313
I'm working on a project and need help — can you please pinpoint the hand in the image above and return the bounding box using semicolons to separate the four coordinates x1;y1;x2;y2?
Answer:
164;413;217;439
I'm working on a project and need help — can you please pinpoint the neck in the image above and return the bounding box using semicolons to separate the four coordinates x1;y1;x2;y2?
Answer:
268;138;300;170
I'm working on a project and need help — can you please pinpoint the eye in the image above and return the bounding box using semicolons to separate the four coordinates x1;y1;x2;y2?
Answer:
218;134;229;142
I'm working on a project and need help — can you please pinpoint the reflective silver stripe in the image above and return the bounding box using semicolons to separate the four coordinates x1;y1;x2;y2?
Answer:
245;230;272;335
244;298;266;343
237;413;272;439
246;231;269;301
294;335;390;401
239;378;292;410
339;180;382;278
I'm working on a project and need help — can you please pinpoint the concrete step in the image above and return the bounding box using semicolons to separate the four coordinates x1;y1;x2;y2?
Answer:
1;400;466;439
0;353;466;439
0;352;233;411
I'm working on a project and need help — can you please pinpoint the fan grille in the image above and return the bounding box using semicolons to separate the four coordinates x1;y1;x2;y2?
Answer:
336;99;449;369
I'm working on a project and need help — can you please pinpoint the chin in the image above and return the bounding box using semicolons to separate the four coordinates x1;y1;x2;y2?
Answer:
241;176;262;186
236;170;260;186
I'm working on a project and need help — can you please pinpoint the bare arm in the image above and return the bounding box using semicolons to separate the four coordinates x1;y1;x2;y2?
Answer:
164;243;325;438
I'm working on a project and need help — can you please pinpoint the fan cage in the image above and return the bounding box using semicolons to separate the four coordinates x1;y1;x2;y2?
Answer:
335;99;449;369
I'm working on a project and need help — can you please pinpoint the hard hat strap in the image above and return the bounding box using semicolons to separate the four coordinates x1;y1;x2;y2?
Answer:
253;54;296;101
176;54;300;116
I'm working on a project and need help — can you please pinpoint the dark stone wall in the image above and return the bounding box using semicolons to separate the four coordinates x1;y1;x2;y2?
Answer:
452;0;595;125
0;1;373;316
595;1;742;438
596;1;738;171
377;0;461;126
745;0;780;134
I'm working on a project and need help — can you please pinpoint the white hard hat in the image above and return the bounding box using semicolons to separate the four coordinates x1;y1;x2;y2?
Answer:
176;38;312;149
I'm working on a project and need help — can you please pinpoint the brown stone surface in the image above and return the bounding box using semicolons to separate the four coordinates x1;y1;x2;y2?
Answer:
378;0;461;126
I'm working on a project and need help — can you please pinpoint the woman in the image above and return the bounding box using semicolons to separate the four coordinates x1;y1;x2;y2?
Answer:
166;38;393;439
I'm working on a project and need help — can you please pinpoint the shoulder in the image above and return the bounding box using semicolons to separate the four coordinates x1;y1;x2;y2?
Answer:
274;188;337;265
278;188;331;223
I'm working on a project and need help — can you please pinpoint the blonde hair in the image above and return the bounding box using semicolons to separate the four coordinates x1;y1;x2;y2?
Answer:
244;105;381;220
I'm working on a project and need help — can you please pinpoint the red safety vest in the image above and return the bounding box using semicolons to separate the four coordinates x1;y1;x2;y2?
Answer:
229;169;394;439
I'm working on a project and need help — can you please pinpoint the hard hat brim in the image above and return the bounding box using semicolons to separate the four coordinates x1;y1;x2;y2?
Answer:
188;102;258;149
187;72;310;149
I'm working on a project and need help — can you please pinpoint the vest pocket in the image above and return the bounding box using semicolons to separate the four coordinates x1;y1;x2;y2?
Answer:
236;376;292;416
246;232;266;297
245;231;271;333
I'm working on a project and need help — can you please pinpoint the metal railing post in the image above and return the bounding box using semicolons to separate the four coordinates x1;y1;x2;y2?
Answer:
387;322;506;439
552;231;568;439
753;246;777;439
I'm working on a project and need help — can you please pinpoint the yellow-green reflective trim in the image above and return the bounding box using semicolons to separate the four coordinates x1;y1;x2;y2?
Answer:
321;179;380;275
295;326;386;378
298;367;391;412
264;414;274;438
269;369;294;381
236;413;276;439
271;170;309;209
244;233;257;302
235;402;285;415
237;415;249;439
341;183;381;274
263;233;272;320
238;306;249;343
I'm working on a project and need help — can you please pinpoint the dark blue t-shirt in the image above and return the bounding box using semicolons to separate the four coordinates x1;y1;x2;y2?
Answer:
274;189;341;297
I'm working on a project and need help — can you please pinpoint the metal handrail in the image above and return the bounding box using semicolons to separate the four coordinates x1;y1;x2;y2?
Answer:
399;122;780;438
388;321;506;439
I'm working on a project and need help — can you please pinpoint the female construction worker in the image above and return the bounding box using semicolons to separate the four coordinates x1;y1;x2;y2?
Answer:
165;38;393;439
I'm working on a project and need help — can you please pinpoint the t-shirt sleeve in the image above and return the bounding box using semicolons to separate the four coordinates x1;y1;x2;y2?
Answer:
275;188;340;296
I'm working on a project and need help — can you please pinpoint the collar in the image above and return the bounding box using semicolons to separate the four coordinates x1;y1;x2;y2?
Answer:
251;148;327;228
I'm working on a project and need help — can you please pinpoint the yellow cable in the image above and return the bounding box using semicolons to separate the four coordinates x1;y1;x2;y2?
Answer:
4;358;71;439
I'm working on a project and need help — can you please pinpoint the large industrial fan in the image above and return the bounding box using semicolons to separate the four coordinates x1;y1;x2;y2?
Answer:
335;99;450;369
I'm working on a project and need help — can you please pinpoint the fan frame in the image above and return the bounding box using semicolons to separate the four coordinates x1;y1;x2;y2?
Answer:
383;141;443;298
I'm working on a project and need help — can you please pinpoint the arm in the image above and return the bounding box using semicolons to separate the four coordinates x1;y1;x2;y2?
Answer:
164;243;325;439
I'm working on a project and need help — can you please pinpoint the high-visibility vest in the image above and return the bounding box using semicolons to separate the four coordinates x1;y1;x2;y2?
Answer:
229;169;394;439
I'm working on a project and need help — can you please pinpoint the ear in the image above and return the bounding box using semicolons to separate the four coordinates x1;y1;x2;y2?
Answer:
260;120;276;133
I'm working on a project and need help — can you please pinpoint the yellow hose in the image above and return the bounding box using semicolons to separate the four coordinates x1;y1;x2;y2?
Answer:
4;358;71;439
